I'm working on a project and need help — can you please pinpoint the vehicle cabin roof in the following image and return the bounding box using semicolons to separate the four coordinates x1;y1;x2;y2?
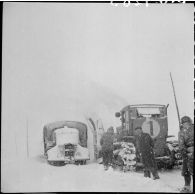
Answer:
43;121;88;147
44;121;87;132
121;104;166;112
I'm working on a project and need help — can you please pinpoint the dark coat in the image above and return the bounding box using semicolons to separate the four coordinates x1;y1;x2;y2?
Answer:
178;124;194;176
136;132;157;169
178;124;194;159
100;132;115;152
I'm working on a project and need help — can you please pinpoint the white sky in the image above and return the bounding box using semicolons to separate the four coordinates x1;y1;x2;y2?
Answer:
2;3;194;158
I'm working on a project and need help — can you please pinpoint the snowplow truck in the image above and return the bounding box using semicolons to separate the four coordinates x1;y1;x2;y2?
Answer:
43;121;90;166
115;104;182;170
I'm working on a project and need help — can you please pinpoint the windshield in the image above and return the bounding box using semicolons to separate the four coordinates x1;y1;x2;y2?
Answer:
137;107;160;115
128;105;166;118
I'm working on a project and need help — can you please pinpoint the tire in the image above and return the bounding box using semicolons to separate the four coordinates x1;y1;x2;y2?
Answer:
75;160;86;165
168;149;176;169
162;145;175;169
82;160;87;165
48;161;65;166
166;163;174;169
80;160;86;165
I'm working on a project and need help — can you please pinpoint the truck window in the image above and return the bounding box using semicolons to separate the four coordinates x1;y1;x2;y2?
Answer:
137;107;161;117
125;110;129;130
129;108;137;118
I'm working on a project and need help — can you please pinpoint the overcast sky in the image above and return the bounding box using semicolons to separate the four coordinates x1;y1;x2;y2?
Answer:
2;3;194;158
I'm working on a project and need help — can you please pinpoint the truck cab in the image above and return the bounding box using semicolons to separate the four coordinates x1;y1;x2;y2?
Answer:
43;121;90;166
115;104;178;168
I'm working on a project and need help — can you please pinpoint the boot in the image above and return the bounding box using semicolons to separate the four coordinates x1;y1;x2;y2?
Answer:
180;175;192;193
180;186;191;193
153;175;160;180
184;175;191;187
151;169;160;180
104;165;109;171
144;170;151;178
144;170;147;177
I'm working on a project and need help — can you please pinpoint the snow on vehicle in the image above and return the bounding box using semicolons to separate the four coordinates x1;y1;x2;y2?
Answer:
114;104;182;170
113;142;137;172
43;121;89;166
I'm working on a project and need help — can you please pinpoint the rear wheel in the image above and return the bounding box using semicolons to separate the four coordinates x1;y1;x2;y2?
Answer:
75;160;86;165
157;146;175;169
166;140;182;168
48;161;65;166
82;160;87;165
166;163;174;169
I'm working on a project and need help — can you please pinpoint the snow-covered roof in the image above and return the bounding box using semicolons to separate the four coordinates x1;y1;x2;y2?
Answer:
43;121;88;147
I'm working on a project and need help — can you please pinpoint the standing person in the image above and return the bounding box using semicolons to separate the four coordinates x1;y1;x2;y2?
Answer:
178;116;194;193
100;126;115;170
135;126;160;180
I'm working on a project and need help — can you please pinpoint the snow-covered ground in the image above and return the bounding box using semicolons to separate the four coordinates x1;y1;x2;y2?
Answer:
2;155;191;193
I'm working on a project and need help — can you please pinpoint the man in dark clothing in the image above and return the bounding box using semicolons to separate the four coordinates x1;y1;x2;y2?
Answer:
178;116;194;193
100;126;115;170
135;126;160;180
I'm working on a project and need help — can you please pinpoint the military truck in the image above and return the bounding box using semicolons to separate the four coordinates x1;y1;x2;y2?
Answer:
114;104;182;170
43;121;90;166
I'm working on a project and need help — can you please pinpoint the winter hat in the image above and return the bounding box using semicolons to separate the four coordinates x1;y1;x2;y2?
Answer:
135;126;142;131
181;116;192;124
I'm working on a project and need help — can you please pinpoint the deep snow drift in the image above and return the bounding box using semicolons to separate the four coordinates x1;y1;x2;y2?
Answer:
1;156;190;193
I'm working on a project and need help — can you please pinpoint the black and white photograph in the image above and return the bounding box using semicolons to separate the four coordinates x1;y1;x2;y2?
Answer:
1;1;194;193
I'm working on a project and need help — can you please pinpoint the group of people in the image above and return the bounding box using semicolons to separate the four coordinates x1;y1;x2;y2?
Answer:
100;116;194;193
